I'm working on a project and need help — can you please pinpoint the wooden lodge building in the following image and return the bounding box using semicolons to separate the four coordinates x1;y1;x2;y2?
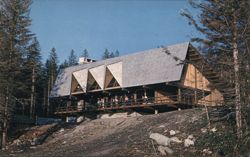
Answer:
50;42;231;115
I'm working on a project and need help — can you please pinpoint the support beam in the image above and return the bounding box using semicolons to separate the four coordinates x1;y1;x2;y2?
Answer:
143;85;151;89
122;88;129;92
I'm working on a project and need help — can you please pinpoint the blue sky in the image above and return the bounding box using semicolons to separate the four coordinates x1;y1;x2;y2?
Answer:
30;0;199;63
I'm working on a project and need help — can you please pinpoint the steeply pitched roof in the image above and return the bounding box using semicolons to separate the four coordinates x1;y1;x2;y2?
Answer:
50;42;190;97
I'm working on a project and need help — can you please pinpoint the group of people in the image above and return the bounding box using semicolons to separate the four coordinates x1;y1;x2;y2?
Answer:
96;93;150;108
96;95;130;108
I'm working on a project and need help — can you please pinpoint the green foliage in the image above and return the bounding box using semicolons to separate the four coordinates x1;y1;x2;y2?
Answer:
59;60;69;70
115;50;120;57
109;52;115;58
102;48;120;59
183;0;250;138
0;0;34;122
45;47;59;87
59;49;78;69
81;49;89;58
68;49;78;66
27;37;42;67
102;48;110;59
22;37;42;92
181;0;250;75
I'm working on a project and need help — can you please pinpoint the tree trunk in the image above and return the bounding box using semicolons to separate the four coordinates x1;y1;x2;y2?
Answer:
30;67;35;118
43;88;46;116
47;79;50;116
51;70;54;88
232;13;242;139
233;40;242;139
2;120;7;150
2;87;9;149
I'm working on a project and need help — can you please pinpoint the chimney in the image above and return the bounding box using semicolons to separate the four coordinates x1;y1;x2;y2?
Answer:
78;57;96;64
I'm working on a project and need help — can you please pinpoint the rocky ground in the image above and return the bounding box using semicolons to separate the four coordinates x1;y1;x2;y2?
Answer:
1;108;249;157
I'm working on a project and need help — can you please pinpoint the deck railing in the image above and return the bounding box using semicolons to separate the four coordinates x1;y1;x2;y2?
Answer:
54;95;224;114
55;106;79;114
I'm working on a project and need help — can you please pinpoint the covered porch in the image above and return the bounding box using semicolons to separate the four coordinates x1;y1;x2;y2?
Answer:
53;83;222;115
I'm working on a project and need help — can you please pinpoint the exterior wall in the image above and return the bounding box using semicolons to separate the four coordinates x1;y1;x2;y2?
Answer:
183;64;224;106
154;90;175;103
183;64;210;91
198;89;224;106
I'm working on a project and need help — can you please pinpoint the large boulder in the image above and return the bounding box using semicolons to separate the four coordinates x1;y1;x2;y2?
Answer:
149;133;171;146
158;145;174;155
170;137;182;144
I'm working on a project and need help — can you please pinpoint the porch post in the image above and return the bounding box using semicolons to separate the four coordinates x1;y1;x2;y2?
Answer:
178;88;181;103
66;116;69;123
133;92;137;105
144;89;147;98
194;90;197;105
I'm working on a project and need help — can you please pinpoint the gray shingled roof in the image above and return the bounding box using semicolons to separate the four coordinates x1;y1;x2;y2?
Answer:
50;42;190;97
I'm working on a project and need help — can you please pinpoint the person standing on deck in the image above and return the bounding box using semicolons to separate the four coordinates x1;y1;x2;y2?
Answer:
125;95;129;105
101;98;105;108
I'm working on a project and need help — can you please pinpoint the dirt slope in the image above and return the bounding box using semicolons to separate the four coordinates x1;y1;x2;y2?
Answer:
1;108;248;157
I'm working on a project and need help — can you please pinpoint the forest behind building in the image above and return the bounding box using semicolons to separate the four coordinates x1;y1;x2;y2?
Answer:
0;0;250;153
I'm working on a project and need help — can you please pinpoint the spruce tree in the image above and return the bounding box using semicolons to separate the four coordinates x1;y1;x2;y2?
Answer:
68;49;77;66
26;37;42;118
36;64;47;116
115;50;120;57
182;0;250;138
45;48;59;115
81;49;89;58
47;47;59;87
102;48;110;59
109;52;115;58
0;0;34;148
59;60;69;70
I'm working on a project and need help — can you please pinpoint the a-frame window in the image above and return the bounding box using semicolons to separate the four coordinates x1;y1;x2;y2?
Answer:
87;72;101;90
107;77;120;88
105;68;120;88
71;75;84;93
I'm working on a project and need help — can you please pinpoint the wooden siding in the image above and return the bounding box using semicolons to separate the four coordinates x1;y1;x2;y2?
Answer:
182;63;224;106
183;64;210;91
198;89;224;106
154;90;175;103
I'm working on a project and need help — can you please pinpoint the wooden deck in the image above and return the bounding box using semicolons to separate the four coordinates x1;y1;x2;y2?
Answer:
54;96;223;115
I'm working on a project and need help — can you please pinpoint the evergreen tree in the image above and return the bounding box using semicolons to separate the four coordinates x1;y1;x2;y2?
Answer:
68;49;77;66
102;48;110;59
109;52;115;58
45;48;59;115
102;49;119;59
115;50;120;57
59;60;69;70
81;49;89;58
36;64;47;117
0;0;34;148
47;47;59;91
182;0;250;138
26;37;42;118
